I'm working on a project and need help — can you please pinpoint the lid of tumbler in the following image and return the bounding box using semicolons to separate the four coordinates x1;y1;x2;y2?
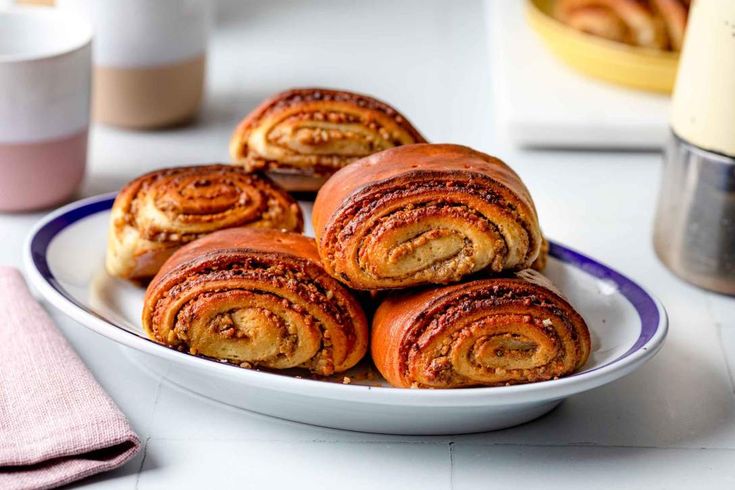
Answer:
670;0;735;158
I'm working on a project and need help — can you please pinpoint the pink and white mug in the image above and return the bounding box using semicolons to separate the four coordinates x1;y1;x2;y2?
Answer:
0;6;92;212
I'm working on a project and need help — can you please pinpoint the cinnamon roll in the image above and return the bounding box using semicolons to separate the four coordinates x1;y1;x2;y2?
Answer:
371;270;591;388
229;88;426;192
106;165;303;280
312;144;543;290
554;0;669;49
142;228;368;375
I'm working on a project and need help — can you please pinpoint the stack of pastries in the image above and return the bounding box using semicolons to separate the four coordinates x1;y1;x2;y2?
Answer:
554;0;690;51
106;88;591;389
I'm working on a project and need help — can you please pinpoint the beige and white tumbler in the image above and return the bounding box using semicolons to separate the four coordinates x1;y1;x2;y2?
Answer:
57;0;212;129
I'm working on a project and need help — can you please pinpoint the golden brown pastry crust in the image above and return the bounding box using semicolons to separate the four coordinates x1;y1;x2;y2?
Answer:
371;270;591;388
312;143;543;290
229;88;426;192
142;228;369;375
106;164;303;280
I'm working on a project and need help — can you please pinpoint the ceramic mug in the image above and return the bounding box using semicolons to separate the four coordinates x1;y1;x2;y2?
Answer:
57;0;212;129
0;7;92;212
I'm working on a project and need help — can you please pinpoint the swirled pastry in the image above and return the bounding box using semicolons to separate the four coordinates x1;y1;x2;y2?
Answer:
371;270;591;388
142;228;369;375
106;165;303;280
312;144;543;290
229;88;426;192
554;0;667;48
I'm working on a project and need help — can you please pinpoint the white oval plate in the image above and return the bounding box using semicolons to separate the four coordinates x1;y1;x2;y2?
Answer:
25;193;668;434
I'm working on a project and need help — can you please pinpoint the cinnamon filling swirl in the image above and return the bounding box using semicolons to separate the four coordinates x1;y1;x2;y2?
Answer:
313;144;543;290
142;228;368;375
106;164;302;280
229;88;425;191
371;270;591;388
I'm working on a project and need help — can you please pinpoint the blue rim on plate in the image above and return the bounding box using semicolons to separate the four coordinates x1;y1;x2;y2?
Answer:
25;193;668;399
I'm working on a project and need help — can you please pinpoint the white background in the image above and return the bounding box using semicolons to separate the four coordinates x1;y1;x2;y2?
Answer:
2;1;735;488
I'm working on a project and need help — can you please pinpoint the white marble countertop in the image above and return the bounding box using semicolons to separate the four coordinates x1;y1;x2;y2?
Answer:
3;0;735;488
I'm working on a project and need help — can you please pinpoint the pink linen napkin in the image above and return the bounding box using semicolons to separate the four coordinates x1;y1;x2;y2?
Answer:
0;266;140;490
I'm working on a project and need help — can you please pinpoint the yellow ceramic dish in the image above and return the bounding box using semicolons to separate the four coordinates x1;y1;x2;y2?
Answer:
525;0;679;93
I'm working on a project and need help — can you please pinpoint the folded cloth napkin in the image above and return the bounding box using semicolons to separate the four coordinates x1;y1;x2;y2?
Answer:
0;267;140;490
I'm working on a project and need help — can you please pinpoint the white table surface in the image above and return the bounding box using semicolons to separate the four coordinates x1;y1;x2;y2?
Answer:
489;0;671;149
3;0;735;488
